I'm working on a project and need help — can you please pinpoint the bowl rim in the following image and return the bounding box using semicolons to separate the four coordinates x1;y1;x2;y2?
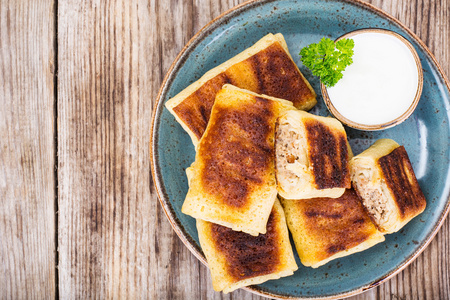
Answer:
320;28;424;131
150;0;450;299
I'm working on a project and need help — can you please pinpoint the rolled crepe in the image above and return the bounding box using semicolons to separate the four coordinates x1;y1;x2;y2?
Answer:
197;199;298;293
280;189;385;268
182;85;295;235
275;110;351;199
165;33;316;146
349;139;426;234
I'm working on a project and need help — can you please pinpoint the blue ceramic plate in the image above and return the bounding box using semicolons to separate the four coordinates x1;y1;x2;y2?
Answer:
151;0;450;298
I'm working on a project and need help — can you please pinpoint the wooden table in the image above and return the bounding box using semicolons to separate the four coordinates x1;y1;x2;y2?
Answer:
0;0;448;299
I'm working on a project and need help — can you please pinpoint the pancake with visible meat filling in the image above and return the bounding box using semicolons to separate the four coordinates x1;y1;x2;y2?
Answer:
349;139;427;234
182;85;295;235
197;199;298;293
165;33;316;146
280;189;385;268
275;110;351;200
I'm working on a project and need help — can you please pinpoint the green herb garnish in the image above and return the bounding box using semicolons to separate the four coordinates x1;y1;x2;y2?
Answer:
300;37;355;87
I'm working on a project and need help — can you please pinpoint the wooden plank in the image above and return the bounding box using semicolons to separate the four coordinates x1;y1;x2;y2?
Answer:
57;1;155;298
0;0;56;299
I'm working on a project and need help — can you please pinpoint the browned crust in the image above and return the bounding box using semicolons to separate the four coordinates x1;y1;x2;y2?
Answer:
378;146;427;219
304;119;351;190
199;95;275;208
210;206;281;281
172;42;316;141
173;73;230;140
300;189;377;259
244;42;316;109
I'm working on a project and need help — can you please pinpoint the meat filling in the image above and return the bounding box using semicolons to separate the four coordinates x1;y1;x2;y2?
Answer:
352;166;393;231
275;121;309;193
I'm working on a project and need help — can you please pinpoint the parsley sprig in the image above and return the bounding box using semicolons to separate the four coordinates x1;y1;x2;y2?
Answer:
300;37;355;87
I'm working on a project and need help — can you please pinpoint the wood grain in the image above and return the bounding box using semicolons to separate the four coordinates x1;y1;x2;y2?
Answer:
57;1;154;298
0;0;56;299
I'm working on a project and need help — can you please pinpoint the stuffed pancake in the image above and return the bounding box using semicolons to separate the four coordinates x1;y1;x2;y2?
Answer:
280;189;385;268
349;139;426;234
196;199;298;293
275;110;351;199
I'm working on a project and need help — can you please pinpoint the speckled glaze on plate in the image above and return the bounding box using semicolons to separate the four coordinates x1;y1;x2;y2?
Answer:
150;0;450;298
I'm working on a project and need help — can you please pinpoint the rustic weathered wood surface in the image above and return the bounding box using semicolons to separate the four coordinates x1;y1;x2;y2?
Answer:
0;1;56;299
0;0;448;299
57;1;155;298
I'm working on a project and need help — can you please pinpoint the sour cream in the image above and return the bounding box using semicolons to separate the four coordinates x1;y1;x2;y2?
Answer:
323;29;422;130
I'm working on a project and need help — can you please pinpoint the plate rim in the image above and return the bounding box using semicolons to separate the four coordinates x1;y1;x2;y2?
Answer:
150;0;450;298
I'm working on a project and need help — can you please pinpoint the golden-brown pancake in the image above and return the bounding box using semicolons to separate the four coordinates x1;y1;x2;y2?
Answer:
350;139;427;233
197;199;298;293
182;85;295;235
275;110;351;199
165;33;317;146
280;189;385;268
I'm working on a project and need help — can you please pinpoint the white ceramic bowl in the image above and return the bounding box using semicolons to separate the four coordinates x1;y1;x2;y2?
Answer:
321;28;423;130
